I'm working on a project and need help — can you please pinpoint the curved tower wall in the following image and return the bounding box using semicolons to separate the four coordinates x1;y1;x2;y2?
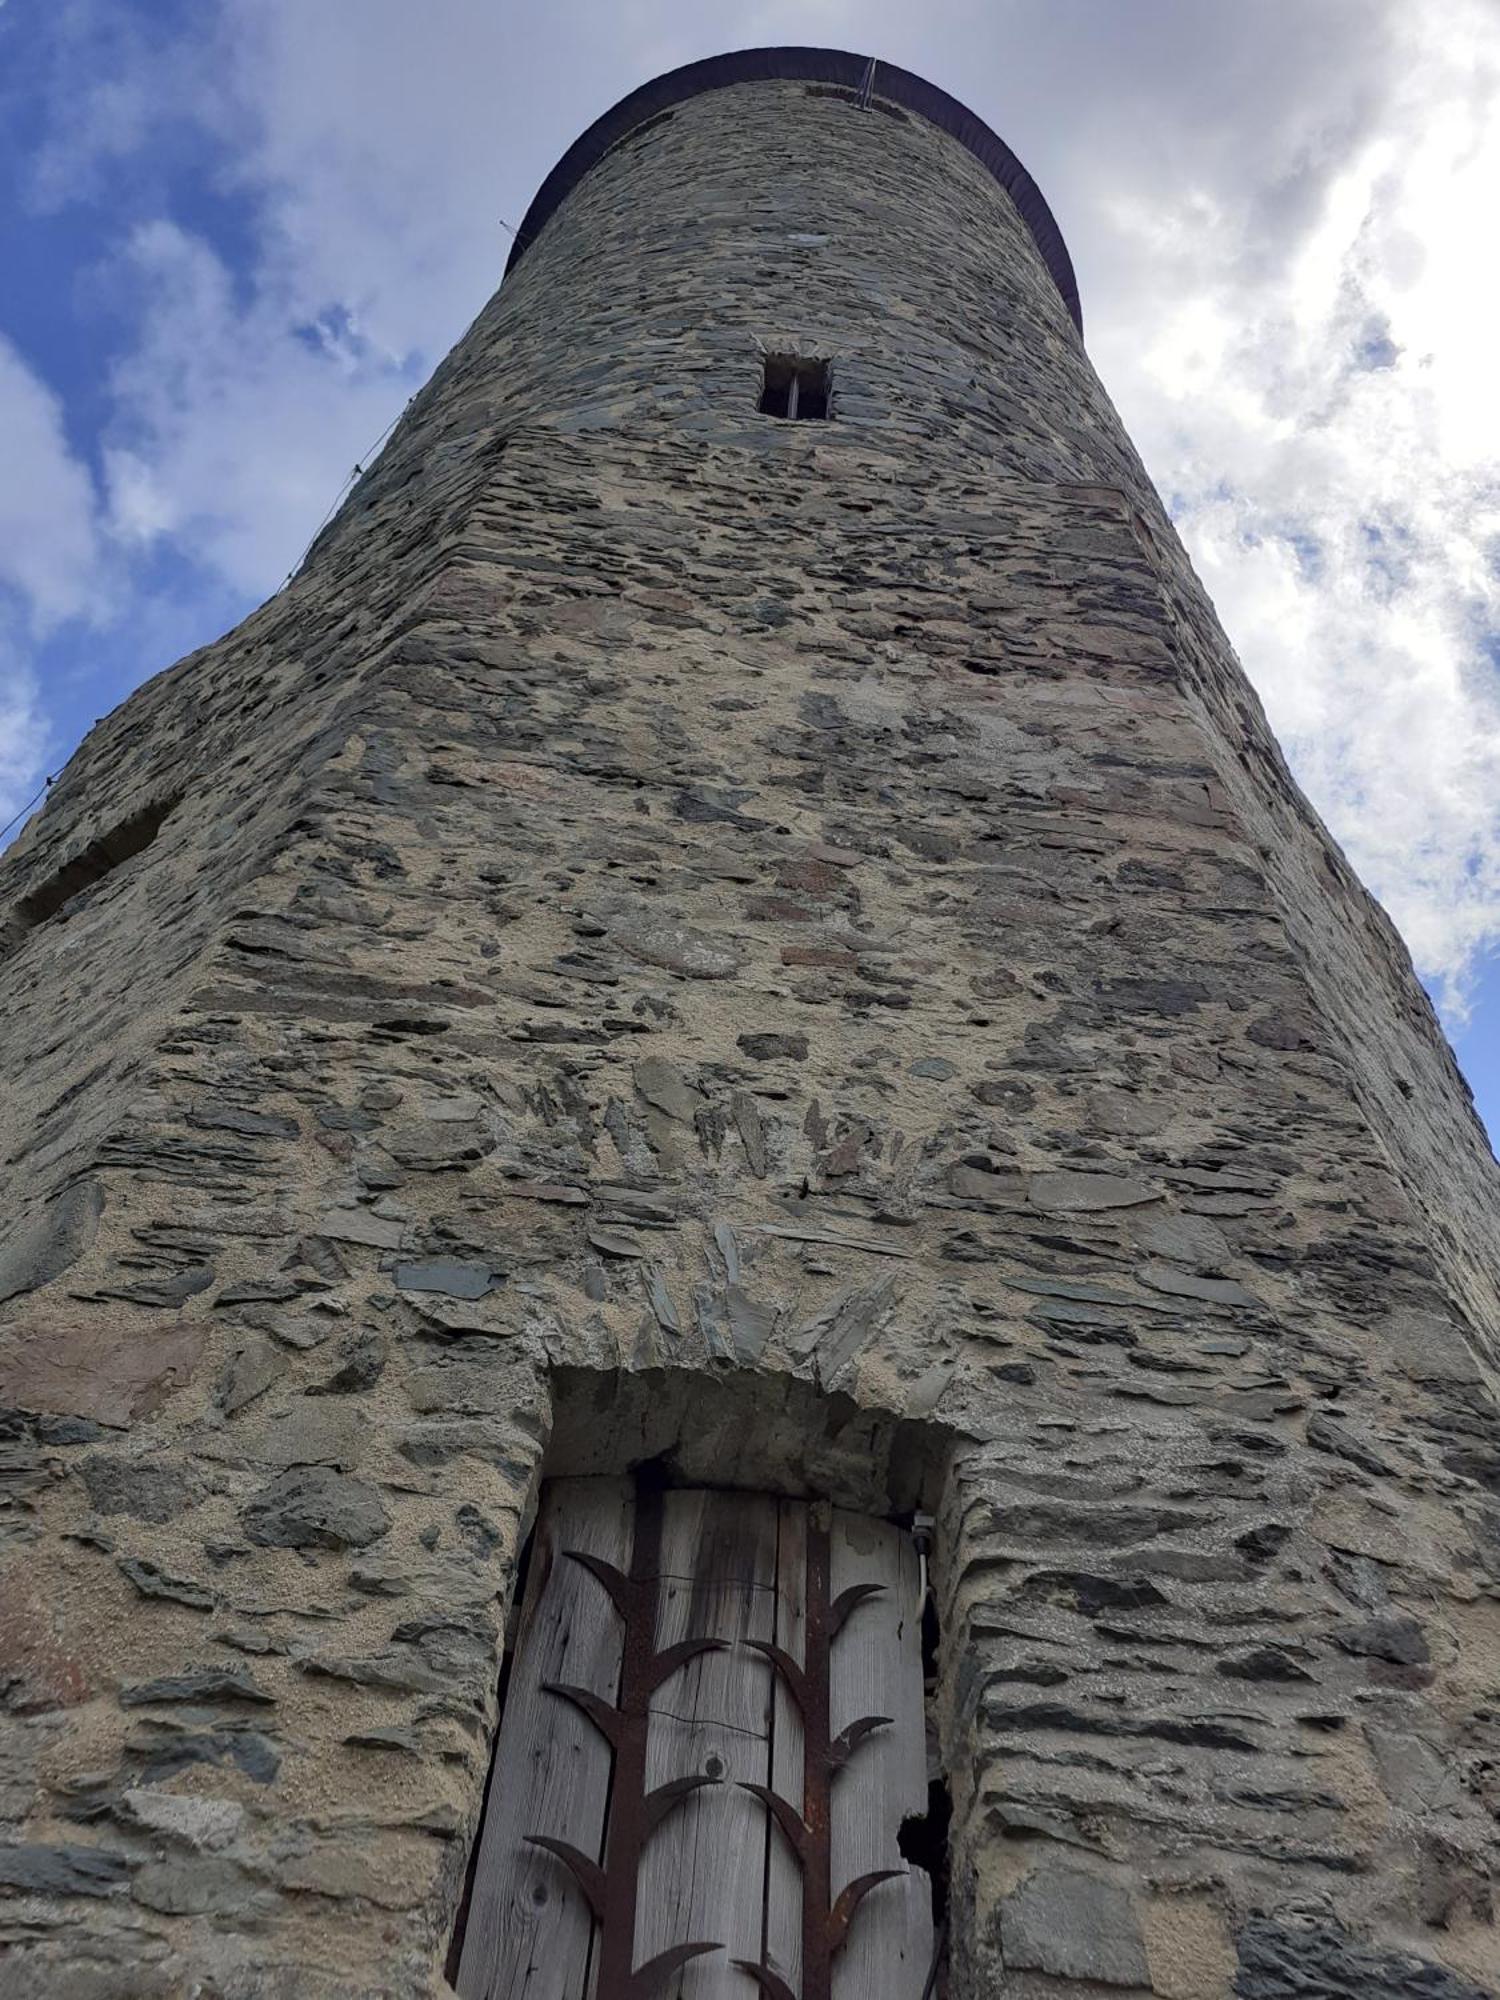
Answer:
1;60;1498;1999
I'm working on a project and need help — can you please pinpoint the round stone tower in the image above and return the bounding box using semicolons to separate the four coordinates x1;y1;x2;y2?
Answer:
1;46;1498;2000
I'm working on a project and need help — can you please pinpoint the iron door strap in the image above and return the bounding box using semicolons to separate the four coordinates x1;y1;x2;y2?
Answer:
737;1503;898;2000
527;1476;726;1999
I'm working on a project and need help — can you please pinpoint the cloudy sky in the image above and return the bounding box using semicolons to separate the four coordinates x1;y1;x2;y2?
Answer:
2;0;1499;1136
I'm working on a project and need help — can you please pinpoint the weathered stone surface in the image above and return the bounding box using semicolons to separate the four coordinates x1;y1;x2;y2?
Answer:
80;1456;203;1523
999;1864;1150;1986
0;1841;131;1895
0;1181;102;1304
1233;1919;1492;1998
119;1667;272;1706
607;911;740;978
1029;1170;1158;1213
0;50;1496;2000
118;1788;245;1849
0;1316;203;1428
240;1467;389;1549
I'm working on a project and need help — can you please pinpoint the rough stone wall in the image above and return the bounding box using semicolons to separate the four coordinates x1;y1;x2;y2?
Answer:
1;71;1498;2000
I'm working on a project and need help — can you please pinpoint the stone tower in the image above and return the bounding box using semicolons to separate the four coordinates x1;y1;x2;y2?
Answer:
2;43;1498;2000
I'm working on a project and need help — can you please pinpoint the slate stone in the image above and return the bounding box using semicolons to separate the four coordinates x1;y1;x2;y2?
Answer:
0;1315;203;1428
1307;1411;1394;1477
215;1334;284;1415
737;1032;809;1061
100;1267;214;1308
118;1789;245;1850
131;1856;255;1915
1334;1614;1430;1665
241;1467;390;1549
0;1841;131;1896
186;1104;298;1138
393;1258;498;1299
1217;1646;1315;1682
119;1667;272;1706
116;1557;214;1611
1139;1262;1259;1308
1233;1918;1490;1998
317;1207;405;1250
609;911;741;978
999;1864;1150;1986
135;1729;279;1786
633;1056;700;1119
80;1456;202;1524
1029;1170;1157;1212
0;1180;103;1305
307;1327;387;1395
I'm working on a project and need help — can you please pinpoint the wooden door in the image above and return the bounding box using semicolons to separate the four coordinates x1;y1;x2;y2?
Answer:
455;1478;932;2000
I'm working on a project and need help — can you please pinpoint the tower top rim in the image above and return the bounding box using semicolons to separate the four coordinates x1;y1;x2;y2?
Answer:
503;45;1083;336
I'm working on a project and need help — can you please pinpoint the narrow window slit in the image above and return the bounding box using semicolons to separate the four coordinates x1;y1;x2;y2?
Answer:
759;355;832;421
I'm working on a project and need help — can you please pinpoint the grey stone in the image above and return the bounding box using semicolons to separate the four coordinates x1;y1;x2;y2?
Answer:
1307;1411;1395;1476
0;1315;204;1428
116;1556;214;1611
0;1180;103;1304
1364;1721;1464;1811
131;1856;256;1915
308;1326;387;1394
1334;1613;1430;1665
737;1033;808;1061
119;1667;272;1706
999;1864;1150;1986
1029;1170;1158;1213
633;1056;700;1119
1234;1918;1489;1998
241;1466;389;1549
118;1789;245;1850
1129;1209;1231;1268
80;1455;202;1523
1138;1261;1260;1307
215;1333;285;1414
317;1206;406;1249
393;1258;498;1299
0;1841;131;1896
609;911;741;978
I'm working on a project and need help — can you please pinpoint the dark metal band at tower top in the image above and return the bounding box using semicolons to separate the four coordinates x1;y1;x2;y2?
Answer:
502;44;1084;336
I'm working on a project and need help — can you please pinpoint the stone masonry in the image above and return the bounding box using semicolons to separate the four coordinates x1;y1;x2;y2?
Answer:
2;45;1499;2000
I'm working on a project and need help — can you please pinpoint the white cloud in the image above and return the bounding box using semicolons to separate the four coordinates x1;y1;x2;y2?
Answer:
0;335;103;629
98;216;419;593
0;643;50;835
1088;0;1500;1008
0;336;104;831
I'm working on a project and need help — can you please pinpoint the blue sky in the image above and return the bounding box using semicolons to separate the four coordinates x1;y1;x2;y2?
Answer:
2;0;1499;1141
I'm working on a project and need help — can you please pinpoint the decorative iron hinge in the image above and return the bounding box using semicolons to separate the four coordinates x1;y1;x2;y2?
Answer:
737;1504;898;2000
526;1477;725;1999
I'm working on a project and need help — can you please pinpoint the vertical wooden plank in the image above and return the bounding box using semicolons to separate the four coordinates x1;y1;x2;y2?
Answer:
763;1498;806;1994
829;1512;931;2000
456;1477;633;2000
636;1489;780;2000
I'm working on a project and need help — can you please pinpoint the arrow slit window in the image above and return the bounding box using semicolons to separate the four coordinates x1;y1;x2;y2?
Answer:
454;1476;932;1999
759;356;831;421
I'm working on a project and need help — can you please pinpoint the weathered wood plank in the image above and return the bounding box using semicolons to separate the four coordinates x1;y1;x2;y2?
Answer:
764;1498;807;1994
637;1488;780;2000
456;1477;633;2000
829;1511;931;2000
